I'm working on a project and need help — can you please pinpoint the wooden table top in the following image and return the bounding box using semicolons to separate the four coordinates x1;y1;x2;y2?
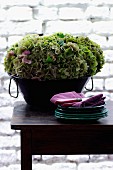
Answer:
11;100;113;130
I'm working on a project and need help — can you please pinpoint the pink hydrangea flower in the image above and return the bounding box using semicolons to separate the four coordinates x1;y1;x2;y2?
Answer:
8;50;15;56
22;50;30;55
22;57;32;64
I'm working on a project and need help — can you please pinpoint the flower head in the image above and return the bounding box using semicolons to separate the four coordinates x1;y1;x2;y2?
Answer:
22;50;30;55
22;57;32;64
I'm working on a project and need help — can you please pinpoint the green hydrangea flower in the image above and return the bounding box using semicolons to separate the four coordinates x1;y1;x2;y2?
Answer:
4;32;105;80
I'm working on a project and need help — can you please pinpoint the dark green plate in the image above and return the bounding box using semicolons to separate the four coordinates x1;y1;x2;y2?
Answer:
55;109;108;118
55;115;107;120
55;113;108;120
55;112;107;117
55;108;108;120
56;106;105;114
55;111;108;118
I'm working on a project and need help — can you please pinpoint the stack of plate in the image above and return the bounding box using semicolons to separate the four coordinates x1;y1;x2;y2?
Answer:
55;104;108;121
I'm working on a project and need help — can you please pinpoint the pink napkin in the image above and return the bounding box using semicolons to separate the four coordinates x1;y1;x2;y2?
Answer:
50;91;85;105
73;94;105;107
50;91;105;107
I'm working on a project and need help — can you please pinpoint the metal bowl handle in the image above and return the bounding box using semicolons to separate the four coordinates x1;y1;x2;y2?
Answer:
9;77;19;98
85;76;93;91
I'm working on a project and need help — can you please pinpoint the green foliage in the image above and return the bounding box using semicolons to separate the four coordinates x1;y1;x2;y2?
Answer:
4;32;105;80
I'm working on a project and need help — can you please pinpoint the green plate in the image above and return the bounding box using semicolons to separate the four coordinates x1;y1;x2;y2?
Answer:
55;111;108;118
55;115;107;120
55;112;108;119
55;108;108;116
55;112;107;118
55;113;107;120
55;108;108;120
56;106;105;114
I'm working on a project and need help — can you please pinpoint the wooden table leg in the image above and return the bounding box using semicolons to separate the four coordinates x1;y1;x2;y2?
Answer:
21;130;32;170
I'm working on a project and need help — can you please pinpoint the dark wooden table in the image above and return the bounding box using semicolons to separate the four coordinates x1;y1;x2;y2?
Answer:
11;100;113;170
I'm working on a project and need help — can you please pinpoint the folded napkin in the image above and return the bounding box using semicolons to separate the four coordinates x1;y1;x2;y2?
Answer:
50;91;85;105
50;91;105;107
73;94;105;107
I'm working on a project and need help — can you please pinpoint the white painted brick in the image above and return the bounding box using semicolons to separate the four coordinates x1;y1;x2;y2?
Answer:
0;64;7;78
105;78;113;90
85;6;110;20
32;164;53;170
0;135;20;148
0;150;17;165
51;163;77;170
0;122;15;135
8;164;20;170
0;37;7;50
41;155;66;163
0;93;13;107
86;78;104;91
45;20;92;35
88;34;107;49
0;92;24;107
108;36;113;49
0;0;40;7
0;167;8;170
91;0;113;6
92;21;113;35
95;63;110;77
0;106;13;121
89;155;108;162
0;52;4;63
0;22;11;36
78;163;95;170
108;155;113;160
17;150;21;161
110;8;113;19
41;0;91;6
78;161;113;170
7;20;42;35
103;50;113;62
0;9;7;21
110;93;113;100
32;155;42;162
59;7;84;20
34;7;58;20
95;161;113;169
109;63;113;76
8;36;23;47
7;7;32;21
67;155;89;163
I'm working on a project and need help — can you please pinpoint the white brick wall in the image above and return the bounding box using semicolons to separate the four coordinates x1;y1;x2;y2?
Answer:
41;0;92;6
0;9;7;21
92;21;113;35
33;6;58;20
45;20;92;34
85;6;110;20
2;20;42;36
0;0;40;7
59;7;84;20
88;34;107;49
7;7;33;21
8;36;23;47
0;37;7;50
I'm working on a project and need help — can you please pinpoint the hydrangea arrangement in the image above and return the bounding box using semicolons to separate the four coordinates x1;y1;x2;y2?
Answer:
4;32;105;80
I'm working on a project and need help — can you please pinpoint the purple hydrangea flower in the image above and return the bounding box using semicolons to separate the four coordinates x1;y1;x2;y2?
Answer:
22;57;32;64
22;50;31;55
